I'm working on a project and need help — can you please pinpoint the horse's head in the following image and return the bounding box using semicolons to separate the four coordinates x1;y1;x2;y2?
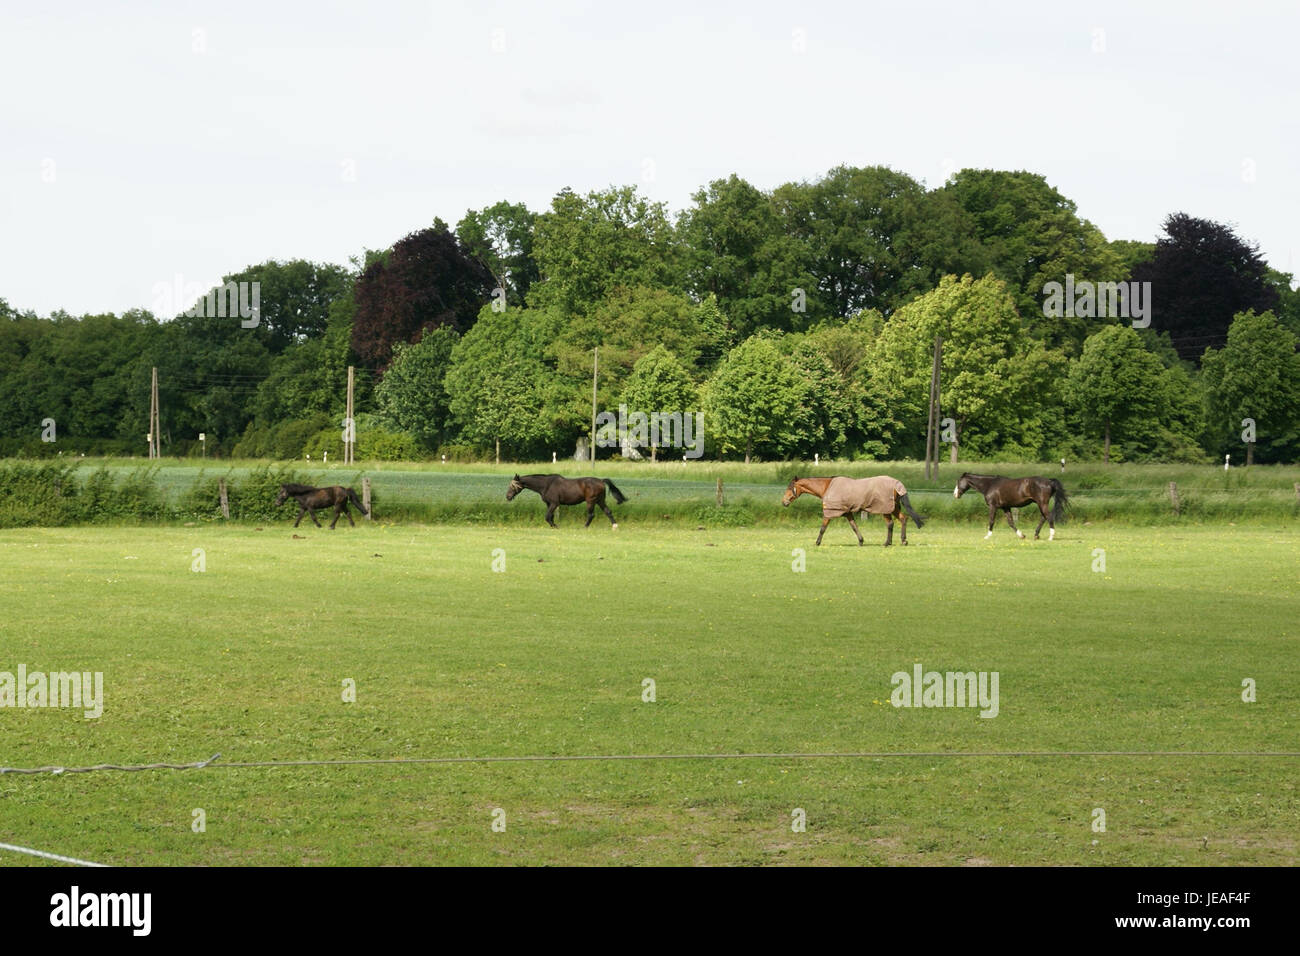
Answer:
274;485;289;506
505;475;523;501
782;477;800;507
954;473;973;499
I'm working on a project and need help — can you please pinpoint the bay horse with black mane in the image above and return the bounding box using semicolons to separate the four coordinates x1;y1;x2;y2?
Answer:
506;474;627;528
954;473;1069;540
275;483;368;529
782;475;924;546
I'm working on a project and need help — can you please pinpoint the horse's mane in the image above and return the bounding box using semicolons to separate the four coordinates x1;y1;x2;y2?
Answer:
280;482;319;494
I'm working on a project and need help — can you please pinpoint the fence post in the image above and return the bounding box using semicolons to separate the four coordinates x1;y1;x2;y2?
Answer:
362;477;372;521
219;479;230;519
1294;482;1299;503
716;478;724;507
1168;481;1180;516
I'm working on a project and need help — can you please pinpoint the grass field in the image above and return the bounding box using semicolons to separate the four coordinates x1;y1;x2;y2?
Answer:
1;517;1296;865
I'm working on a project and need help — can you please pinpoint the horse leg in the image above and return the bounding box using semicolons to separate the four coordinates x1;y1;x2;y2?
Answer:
600;501;618;528
815;517;830;546
344;502;356;527
307;507;322;528
584;501;596;527
545;503;558;528
1034;499;1049;539
985;504;995;539
330;504;342;529
846;514;864;545
899;508;908;546
294;506;305;527
884;514;894;547
1005;508;1024;539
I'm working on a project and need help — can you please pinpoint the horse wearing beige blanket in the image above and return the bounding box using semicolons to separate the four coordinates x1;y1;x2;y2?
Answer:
782;475;924;546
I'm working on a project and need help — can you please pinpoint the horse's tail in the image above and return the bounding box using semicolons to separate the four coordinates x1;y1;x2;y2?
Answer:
1049;479;1069;524
900;493;924;529
347;486;369;515
603;478;627;504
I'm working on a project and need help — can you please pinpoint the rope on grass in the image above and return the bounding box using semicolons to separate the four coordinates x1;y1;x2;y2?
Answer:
0;841;108;867
0;753;222;775
1;750;1297;776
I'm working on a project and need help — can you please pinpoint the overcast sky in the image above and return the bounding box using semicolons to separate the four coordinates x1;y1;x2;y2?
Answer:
2;0;1297;317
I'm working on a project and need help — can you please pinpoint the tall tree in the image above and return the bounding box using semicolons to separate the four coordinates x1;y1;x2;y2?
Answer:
373;325;461;450
942;169;1123;353
1065;324;1196;462
619;345;698;460
529;186;679;315
678;174;816;336
703;336;802;463
1201;311;1300;464
350;224;495;369
456;201;539;306
220;259;351;352
773;165;925;320
1130;213;1279;362
863;274;1066;460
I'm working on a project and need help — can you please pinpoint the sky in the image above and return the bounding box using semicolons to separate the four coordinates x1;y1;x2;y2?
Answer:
2;0;1297;317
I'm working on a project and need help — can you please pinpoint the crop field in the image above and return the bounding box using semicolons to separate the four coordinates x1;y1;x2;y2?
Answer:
1;515;1296;866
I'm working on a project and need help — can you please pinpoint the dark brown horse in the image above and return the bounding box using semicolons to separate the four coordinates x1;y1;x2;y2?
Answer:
782;475;924;546
506;474;627;528
954;473;1069;540
275;483;368;529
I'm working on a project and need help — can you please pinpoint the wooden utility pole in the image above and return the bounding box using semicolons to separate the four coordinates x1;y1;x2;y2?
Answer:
924;338;941;478
149;366;160;459
345;365;355;465
590;347;598;463
933;337;942;474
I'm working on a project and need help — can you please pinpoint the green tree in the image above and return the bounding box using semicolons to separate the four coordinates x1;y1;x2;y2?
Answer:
773;165;924;320
221;259;351;352
942;169;1124;353
529;186;679;315
373;325;460;449
1066;324;1182;462
619;345;698;460
443;306;568;458
864;274;1066;460
703;336;802;463
1201;311;1300;464
678;174;816;335
456;201;539;306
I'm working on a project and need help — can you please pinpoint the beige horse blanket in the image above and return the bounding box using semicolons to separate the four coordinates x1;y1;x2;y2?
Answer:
821;476;906;518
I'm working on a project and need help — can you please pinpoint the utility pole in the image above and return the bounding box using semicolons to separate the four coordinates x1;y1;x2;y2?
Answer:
590;346;598;463
149;366;160;459
345;365;355;465
932;337;942;473
924;338;941;479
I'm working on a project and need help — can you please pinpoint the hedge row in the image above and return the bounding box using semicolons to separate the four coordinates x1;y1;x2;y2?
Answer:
1;461;1296;528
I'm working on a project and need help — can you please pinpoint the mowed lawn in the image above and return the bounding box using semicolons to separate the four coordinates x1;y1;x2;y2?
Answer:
0;517;1297;866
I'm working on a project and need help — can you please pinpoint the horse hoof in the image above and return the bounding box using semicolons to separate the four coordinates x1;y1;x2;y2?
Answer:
612;523;618;530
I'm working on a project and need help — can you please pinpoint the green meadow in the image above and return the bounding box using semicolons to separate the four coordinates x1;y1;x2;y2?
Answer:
1;519;1296;865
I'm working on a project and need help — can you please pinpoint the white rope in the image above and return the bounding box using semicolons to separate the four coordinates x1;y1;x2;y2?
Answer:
0;841;108;867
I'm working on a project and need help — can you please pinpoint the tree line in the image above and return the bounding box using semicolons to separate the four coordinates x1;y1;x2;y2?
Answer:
2;166;1298;464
